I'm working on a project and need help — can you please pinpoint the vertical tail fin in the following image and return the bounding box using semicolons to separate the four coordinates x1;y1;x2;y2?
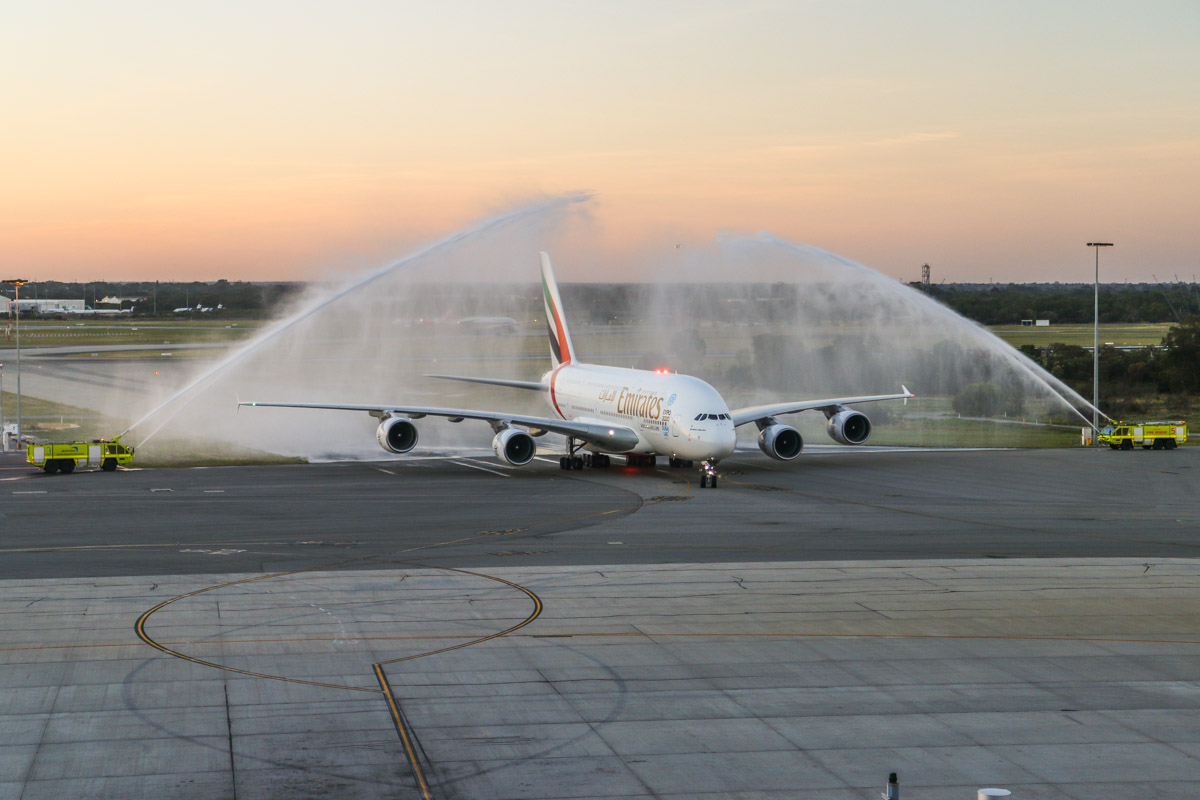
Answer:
540;252;576;368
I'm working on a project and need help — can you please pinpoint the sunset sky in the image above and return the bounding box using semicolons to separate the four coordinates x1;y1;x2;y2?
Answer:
3;1;1198;283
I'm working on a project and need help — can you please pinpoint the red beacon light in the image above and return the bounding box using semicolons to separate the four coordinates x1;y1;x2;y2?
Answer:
653;367;671;375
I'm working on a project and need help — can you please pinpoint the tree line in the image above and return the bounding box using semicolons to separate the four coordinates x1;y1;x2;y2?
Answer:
916;282;1200;324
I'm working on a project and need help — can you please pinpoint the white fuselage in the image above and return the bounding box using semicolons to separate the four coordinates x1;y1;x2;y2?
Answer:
541;363;737;461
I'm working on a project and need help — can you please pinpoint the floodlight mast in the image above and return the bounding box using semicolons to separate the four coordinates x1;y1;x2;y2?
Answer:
1086;244;1113;445
3;279;28;448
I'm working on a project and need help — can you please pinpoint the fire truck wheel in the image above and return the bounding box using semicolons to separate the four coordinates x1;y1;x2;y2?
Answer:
43;461;59;475
102;458;118;472
59;460;75;474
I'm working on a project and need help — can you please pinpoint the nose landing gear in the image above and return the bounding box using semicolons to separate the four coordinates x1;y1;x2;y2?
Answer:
698;460;718;489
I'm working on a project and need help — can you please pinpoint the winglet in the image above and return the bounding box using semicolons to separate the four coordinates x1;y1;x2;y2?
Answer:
540;252;576;368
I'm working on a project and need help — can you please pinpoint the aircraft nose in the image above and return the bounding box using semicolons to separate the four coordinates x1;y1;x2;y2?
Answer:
716;427;737;458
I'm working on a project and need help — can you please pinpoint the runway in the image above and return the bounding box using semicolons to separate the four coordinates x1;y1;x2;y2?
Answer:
2;447;1199;798
1;447;1198;579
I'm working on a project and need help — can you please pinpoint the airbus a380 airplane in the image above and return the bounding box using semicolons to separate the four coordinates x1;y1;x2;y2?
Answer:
242;253;913;488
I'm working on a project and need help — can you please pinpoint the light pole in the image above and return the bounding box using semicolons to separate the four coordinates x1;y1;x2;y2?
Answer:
0;361;5;451
1086;244;1112;445
4;279;28;448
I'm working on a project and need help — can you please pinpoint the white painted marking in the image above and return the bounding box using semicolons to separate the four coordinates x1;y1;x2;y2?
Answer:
533;456;560;464
376;468;396;475
451;459;511;478
179;548;246;555
13;490;47;495
150;488;174;493
608;541;623;545
459;457;513;471
203;490;225;493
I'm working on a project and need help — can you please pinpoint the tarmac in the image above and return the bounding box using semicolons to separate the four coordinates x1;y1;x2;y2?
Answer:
2;446;1199;799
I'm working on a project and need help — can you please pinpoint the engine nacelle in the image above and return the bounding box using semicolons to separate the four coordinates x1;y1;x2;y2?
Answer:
492;428;537;466
826;409;871;445
758;423;804;461
377;417;419;454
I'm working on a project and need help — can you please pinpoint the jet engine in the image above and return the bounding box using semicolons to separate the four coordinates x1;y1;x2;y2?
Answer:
377;417;418;454
758;423;804;460
493;428;537;466
826;409;871;445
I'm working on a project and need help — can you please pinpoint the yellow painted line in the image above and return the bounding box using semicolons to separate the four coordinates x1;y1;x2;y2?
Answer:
134;558;385;693
375;563;543;665
374;664;434;800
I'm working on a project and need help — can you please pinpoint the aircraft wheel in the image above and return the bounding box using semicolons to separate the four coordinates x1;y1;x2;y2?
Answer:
102;458;118;472
685;460;694;468
60;460;76;474
573;456;584;470
559;456;569;470
699;473;708;488
710;474;718;488
43;461;60;475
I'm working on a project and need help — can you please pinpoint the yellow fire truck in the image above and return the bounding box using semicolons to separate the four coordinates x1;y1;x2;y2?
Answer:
1097;421;1187;451
26;439;135;473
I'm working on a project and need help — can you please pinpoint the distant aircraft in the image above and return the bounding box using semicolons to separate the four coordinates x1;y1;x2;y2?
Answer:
63;307;132;316
457;316;519;334
242;253;912;488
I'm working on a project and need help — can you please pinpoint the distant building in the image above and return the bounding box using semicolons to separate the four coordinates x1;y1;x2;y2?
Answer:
1036;319;1051;326
16;299;85;313
0;297;10;314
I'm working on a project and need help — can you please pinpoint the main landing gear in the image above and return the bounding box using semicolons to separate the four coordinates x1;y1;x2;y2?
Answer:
559;438;612;470
698;460;719;489
559;453;612;470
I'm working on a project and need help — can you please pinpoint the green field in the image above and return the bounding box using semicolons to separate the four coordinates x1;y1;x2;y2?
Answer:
6;319;262;349
989;322;1172;348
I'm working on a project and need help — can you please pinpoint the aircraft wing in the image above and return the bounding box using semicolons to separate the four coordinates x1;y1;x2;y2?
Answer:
424;374;544;391
730;386;914;427
238;400;641;451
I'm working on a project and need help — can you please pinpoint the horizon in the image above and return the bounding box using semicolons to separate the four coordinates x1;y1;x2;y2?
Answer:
3;1;1197;284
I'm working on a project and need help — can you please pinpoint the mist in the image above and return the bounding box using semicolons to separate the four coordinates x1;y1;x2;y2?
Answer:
119;197;1097;461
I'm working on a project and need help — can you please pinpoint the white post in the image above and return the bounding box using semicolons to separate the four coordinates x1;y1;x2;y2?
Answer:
13;284;21;448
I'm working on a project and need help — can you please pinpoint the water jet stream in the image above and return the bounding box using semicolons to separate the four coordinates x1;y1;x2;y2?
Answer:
745;233;1108;429
120;194;590;445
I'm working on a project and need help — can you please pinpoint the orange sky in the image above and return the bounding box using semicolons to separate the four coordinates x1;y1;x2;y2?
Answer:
3;1;1198;282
